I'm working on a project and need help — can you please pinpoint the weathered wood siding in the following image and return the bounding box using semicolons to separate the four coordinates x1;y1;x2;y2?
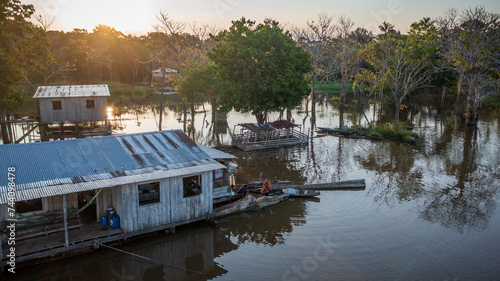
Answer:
0;194;78;223
43;194;78;212
96;171;213;233
39;97;107;123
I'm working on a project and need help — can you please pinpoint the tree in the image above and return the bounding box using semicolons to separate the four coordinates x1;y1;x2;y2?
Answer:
208;18;312;124
0;0;52;143
437;7;500;125
378;21;395;35
360;21;438;123
293;13;336;117
332;16;359;116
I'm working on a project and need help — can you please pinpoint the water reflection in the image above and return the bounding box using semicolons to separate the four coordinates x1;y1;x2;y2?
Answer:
4;224;238;281
217;198;308;246
419;126;500;233
358;141;424;207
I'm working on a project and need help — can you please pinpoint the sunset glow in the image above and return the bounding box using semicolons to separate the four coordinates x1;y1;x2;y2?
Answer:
25;0;500;35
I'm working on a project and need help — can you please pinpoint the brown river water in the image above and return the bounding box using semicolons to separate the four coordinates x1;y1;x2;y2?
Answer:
3;93;500;281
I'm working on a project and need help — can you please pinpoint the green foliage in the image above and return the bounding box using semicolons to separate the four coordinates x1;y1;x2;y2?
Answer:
310;79;354;94
364;123;420;142
0;0;52;111
208;18;312;123
173;63;219;107
106;81;153;102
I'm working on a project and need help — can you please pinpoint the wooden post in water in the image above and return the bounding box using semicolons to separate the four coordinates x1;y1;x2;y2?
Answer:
63;194;69;247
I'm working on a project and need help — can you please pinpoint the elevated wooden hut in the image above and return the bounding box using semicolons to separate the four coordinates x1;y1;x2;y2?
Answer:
33;84;111;140
0;130;232;266
232;120;308;151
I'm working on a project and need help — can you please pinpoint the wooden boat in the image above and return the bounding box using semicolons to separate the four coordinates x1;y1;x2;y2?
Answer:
248;187;319;197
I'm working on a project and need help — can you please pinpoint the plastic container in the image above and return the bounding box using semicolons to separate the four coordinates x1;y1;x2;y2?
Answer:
110;214;120;229
101;215;108;226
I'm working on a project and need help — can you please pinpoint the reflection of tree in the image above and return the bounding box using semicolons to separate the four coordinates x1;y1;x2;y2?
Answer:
420;172;498;233
232;147;308;184
419;126;500;233
358;142;423;207
217;199;307;246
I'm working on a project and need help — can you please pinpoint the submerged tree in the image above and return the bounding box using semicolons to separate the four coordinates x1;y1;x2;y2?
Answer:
293;13;336;117
208;18;312;124
437;6;500;125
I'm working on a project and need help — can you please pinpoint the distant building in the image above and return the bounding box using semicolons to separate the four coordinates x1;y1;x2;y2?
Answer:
34;84;110;123
152;67;177;79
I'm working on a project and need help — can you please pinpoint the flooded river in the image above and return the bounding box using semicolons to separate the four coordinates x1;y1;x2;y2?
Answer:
5;93;500;280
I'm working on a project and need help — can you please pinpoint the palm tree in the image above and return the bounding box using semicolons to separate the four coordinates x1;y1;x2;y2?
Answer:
350;27;373;45
378;21;395;35
419;17;434;27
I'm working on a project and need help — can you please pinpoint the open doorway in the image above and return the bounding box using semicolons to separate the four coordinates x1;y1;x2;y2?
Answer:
77;191;97;223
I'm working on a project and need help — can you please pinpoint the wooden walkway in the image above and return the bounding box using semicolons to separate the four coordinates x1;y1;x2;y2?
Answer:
2;221;123;264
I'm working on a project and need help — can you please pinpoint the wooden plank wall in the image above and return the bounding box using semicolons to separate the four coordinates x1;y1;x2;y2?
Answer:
0;194;78;224
39;97;107;123
96;171;214;233
44;194;78;212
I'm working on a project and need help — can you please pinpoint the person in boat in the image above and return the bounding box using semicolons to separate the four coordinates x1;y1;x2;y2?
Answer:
261;179;272;195
238;184;249;197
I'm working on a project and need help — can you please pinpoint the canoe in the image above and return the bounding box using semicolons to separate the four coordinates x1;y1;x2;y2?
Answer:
249;188;320;197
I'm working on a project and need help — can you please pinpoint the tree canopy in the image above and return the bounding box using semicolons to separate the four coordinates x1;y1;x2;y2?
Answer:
208;18;312;124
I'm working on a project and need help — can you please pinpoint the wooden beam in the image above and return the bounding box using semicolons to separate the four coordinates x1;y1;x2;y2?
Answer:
63;194;69;247
15;123;39;143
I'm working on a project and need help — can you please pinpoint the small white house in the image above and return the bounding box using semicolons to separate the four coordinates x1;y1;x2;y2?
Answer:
33;85;110;123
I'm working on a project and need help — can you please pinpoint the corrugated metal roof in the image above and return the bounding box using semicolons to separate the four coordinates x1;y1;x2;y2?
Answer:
0;130;226;203
33;84;111;99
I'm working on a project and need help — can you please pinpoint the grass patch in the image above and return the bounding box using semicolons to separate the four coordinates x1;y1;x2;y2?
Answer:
484;94;500;107
360;123;420;142
309;80;354;94
106;81;154;101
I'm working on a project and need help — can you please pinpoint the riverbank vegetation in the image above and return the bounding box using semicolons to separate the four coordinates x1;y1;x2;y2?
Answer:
1;0;498;143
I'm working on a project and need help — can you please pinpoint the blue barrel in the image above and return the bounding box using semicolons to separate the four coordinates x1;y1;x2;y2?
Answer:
101;215;108;226
110;214;120;229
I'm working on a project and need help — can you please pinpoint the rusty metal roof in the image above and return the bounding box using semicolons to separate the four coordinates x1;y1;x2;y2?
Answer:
33;84;111;99
0;130;226;203
237;120;299;133
268;120;299;130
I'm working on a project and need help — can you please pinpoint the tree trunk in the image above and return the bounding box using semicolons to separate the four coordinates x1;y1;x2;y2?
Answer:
466;86;479;126
1;109;11;144
286;108;292;122
311;72;316;115
440;87;447;108
395;104;400;123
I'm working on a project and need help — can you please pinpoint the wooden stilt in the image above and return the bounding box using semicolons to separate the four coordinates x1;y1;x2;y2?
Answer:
63;194;69;247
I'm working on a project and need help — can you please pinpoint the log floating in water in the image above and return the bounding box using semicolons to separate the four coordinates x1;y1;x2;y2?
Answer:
247;179;366;191
286;179;366;190
212;194;290;219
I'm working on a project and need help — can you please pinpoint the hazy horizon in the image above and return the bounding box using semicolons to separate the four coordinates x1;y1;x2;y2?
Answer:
24;0;500;35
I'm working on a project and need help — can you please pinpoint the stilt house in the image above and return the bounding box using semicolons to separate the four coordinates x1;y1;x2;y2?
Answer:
0;130;230;266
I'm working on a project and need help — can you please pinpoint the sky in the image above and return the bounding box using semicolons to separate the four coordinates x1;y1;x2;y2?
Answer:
24;0;500;35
